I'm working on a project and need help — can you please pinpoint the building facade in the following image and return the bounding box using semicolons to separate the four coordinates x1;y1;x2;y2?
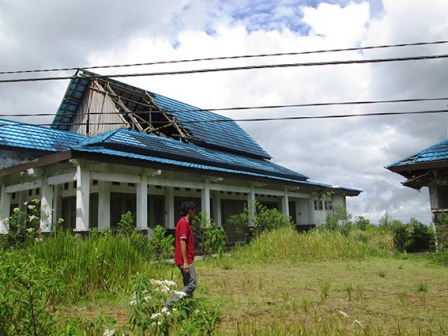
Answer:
0;70;361;242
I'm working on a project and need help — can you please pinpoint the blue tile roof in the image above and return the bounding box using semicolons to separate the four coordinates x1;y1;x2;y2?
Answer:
385;138;448;169
76;128;308;181
0;118;361;194
0;119;84;152
151;92;271;159
51;71;271;160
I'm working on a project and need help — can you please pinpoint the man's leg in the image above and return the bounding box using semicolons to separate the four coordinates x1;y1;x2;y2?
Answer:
179;263;197;298
165;264;197;307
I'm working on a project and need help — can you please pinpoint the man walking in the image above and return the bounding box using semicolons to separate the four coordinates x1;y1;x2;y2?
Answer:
166;201;197;307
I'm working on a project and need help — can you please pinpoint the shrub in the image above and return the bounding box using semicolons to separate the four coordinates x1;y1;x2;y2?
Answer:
228;201;293;241
388;217;435;253
0;253;65;335
149;225;174;261
193;212;226;258
118;210;136;236
435;212;448;251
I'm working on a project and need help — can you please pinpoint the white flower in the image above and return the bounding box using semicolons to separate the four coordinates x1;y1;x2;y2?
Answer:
150;279;162;286
161;307;171;316
162;280;177;287
173;291;187;298
160;285;170;293
58;218;64;223
103;329;115;336
151;321;161;327
129;300;136;306
194;310;200;314
13;208;19;212
151;313;162;320
28;215;37;221
28;205;35;210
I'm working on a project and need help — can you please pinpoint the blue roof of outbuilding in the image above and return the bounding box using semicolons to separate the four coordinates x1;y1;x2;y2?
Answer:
385;138;448;169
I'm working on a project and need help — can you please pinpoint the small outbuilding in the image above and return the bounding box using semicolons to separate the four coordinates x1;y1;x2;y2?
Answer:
386;138;448;230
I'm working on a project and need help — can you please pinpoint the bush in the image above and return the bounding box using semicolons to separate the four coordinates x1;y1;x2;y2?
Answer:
149;225;174;261
0;253;65;335
118;211;136;236
228;201;293;241
389;218;435;253
193;212;226;258
435;212;448;251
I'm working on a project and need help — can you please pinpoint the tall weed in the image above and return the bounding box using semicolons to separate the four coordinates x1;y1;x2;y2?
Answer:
230;226;393;265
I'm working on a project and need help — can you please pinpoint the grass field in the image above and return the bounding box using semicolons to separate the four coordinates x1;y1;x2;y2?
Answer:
198;257;448;335
2;226;448;335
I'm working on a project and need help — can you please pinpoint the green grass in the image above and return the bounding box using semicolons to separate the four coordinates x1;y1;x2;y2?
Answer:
2;226;448;335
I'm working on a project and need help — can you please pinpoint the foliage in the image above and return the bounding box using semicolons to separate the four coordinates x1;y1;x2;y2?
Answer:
228;201;293;241
221;226;394;266
322;205;353;234
0;253;65;335
379;215;435;253
435;211;448;251
193;212;226;258
2;200;42;248
117;210;136;236
149;225;175;261
127;273;221;335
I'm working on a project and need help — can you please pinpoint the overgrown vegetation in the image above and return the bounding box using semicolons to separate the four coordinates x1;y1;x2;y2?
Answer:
321;207;435;254
228;201;294;240
193;212;226;258
0;205;447;334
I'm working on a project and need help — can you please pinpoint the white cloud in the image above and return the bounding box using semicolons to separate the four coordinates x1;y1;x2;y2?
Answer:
1;0;447;225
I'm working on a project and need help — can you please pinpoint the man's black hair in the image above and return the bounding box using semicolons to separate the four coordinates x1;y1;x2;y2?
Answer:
180;201;196;217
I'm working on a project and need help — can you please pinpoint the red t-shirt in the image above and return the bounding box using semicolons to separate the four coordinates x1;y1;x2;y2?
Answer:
174;217;195;265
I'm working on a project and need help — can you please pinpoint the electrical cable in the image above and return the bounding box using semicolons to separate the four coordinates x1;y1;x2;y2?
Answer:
0;39;447;76
1;53;448;84
1;97;447;118
2;109;448;128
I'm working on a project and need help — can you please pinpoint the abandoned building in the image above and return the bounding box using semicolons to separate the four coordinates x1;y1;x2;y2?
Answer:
0;69;361;242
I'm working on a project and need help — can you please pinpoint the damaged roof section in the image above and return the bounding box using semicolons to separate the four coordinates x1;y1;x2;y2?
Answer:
53;69;194;142
52;70;271;160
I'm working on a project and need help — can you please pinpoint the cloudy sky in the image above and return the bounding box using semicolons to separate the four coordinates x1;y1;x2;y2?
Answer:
1;0;448;224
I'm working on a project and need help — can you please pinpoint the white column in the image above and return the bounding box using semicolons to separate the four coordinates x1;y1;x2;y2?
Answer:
213;190;222;227
165;186;175;229
281;189;289;219
201;179;211;223
137;175;148;230
40;176;53;232
98;181;110;231
53;185;61;229
248;186;256;226
309;199;315;226
76;163;90;231
0;184;10;233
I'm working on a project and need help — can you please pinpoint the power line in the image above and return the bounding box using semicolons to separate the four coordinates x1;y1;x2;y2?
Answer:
2;40;448;76
1;97;447;118
1;53;448;84
3;109;448;128
1;40;447;76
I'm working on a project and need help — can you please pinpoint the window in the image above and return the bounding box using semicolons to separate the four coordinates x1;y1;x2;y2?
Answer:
325;201;333;210
438;185;448;209
314;200;323;210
